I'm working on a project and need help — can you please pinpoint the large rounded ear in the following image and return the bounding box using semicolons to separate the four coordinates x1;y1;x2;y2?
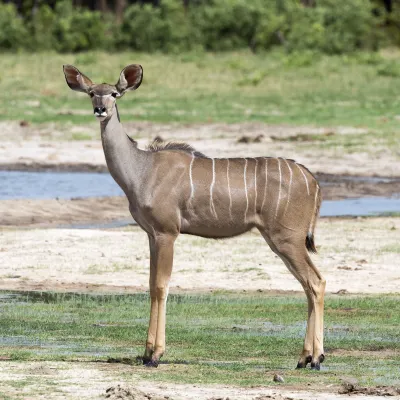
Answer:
115;64;143;95
63;65;93;93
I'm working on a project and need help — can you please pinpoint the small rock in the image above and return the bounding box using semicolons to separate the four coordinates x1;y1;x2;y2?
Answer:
337;266;352;271
273;373;284;383
19;120;30;127
334;289;349;295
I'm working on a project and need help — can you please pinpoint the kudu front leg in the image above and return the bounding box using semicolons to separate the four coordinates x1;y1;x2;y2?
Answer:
144;233;176;367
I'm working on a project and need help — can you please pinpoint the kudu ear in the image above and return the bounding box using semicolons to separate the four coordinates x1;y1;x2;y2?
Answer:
63;65;93;93
115;64;143;95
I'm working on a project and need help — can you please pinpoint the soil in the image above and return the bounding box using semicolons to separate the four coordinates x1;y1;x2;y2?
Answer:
0;217;399;295
1;121;399;177
0;361;394;400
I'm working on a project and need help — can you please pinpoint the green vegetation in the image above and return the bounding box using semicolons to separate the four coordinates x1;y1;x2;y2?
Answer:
0;0;385;54
1;291;399;387
3;49;400;133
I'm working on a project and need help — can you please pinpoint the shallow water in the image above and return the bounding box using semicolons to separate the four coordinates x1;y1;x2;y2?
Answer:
320;197;400;217
2;170;400;217
0;170;123;200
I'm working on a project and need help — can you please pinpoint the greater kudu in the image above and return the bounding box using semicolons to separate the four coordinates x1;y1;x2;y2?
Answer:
63;64;326;370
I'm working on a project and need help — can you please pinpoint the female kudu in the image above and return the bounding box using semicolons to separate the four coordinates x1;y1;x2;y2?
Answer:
63;64;326;370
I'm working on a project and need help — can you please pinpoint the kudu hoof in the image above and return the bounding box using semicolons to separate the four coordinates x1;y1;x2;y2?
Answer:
141;356;151;365
296;355;312;369
144;359;159;368
310;354;325;371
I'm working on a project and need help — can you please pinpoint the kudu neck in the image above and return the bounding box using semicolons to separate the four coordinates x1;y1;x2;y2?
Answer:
99;103;147;197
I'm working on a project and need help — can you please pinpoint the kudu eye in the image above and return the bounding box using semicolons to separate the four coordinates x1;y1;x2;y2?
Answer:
111;92;118;98
89;92;94;98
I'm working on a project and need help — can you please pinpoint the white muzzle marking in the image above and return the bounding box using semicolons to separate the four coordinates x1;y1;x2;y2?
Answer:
94;112;108;118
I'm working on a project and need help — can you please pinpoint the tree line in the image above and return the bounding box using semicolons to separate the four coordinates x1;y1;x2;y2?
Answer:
0;0;399;53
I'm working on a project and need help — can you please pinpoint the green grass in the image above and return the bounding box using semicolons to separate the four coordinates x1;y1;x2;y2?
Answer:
0;291;399;388
1;50;400;131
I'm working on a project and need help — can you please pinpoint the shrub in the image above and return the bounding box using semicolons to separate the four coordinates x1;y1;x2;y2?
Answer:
30;4;57;51
284;0;381;54
118;0;194;52
0;3;28;50
53;0;112;52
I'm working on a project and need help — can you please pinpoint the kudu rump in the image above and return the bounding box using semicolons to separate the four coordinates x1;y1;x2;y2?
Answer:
63;64;326;370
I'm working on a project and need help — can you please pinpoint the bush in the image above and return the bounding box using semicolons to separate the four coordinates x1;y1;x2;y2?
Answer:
53;1;112;52
118;0;194;52
283;0;380;54
30;4;57;51
0;3;28;50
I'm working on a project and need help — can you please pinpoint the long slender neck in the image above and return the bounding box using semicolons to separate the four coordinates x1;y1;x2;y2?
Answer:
100;104;148;198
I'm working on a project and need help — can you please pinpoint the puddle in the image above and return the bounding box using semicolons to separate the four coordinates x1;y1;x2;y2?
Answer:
58;219;134;229
0;170;123;200
321;197;400;217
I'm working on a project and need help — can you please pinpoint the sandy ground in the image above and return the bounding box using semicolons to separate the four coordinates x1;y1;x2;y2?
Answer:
1;361;392;400
1;121;400;176
0;217;399;294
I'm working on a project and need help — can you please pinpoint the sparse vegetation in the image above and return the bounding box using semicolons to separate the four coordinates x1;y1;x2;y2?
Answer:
0;291;399;388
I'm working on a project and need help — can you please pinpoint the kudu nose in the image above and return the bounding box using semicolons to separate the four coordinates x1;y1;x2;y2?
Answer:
94;107;107;114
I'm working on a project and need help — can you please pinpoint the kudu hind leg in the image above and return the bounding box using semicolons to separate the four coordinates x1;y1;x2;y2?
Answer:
261;231;326;370
144;233;176;367
286;251;325;370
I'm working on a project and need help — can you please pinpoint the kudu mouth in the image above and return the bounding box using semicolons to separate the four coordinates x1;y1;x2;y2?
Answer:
94;106;108;118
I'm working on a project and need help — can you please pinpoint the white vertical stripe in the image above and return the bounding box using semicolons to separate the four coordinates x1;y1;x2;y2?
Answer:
189;151;195;201
283;159;293;216
227;158;233;219
261;158;268;212
275;158;282;219
210;158;218;218
296;163;310;196
309;185;319;232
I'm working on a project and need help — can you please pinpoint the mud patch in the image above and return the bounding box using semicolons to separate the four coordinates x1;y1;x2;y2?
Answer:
26;364;58;376
338;382;400;396
105;385;169;400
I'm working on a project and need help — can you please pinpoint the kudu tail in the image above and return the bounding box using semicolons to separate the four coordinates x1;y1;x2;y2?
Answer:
305;184;322;254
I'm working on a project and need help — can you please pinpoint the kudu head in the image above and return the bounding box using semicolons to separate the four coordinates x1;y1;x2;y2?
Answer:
63;64;143;122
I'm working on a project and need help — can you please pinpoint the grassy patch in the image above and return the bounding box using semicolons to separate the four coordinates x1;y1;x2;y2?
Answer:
1;50;400;133
0;291;399;388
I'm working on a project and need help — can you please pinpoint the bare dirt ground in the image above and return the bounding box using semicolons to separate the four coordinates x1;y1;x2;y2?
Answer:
0;361;394;400
0;217;399;294
1;121;399;177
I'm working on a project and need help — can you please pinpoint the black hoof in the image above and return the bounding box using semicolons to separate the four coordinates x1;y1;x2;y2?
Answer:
296;355;312;369
144;359;159;368
310;362;320;371
310;355;324;370
141;357;151;365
